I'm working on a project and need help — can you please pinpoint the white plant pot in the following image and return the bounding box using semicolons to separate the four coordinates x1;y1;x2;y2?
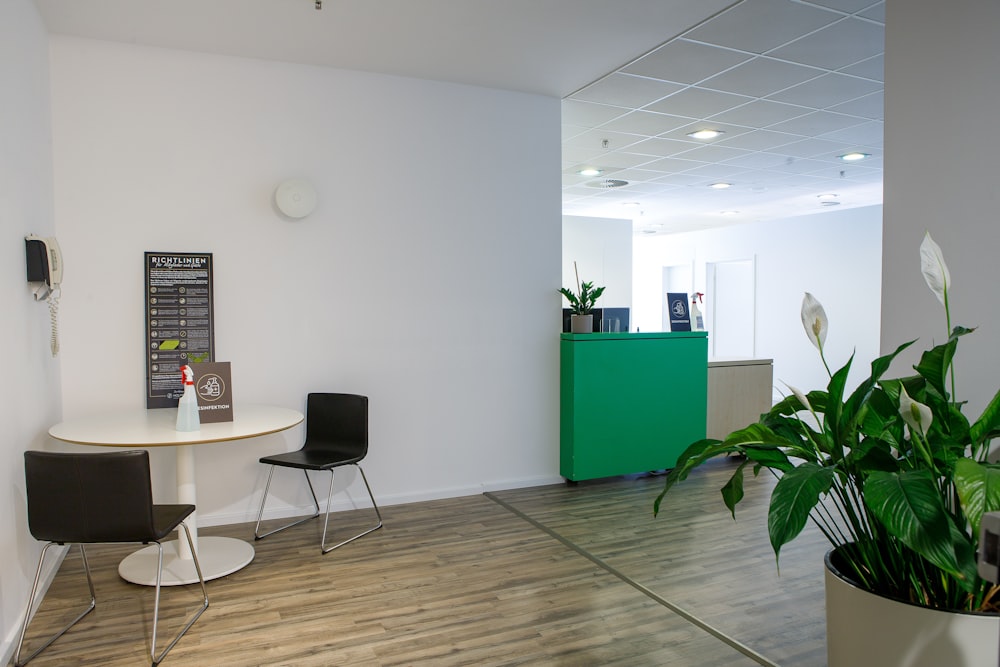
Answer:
825;549;1000;667
570;314;593;333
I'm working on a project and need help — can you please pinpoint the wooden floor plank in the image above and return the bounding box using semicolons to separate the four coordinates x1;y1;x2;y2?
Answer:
15;459;822;666
490;458;829;666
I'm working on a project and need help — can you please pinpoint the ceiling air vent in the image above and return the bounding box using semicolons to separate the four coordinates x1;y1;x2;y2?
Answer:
586;179;629;189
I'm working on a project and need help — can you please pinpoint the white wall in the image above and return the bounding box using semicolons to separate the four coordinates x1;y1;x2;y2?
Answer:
47;37;563;521
882;0;1000;417
0;0;62;659
561;215;632;311
633;206;883;401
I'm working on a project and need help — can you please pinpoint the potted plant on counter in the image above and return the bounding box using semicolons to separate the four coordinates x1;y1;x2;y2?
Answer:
560;261;606;334
654;233;1000;666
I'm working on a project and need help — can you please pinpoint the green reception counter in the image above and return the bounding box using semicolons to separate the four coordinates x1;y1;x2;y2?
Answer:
560;331;708;482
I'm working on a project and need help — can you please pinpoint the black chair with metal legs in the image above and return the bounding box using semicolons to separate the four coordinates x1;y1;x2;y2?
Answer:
255;392;382;554
16;450;208;667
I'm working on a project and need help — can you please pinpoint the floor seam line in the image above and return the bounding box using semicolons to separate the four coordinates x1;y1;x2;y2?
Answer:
483;491;779;667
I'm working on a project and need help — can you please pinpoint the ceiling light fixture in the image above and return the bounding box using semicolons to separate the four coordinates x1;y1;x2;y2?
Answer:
586;179;629;189
687;129;724;140
622;201;642;207
709;182;732;189
578;167;603;177
817;193;839;200
839;152;870;161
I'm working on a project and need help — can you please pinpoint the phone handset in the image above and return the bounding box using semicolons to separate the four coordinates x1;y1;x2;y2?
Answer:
25;235;63;356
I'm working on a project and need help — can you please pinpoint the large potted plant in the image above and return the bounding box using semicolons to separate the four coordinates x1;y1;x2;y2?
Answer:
560;261;606;334
654;233;1000;666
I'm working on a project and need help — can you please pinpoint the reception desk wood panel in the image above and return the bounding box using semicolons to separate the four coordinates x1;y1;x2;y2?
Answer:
560;332;707;481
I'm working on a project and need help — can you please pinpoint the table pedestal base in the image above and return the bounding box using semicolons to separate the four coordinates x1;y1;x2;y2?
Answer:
118;536;254;586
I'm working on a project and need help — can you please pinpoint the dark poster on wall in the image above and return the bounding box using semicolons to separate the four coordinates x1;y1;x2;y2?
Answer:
144;252;216;409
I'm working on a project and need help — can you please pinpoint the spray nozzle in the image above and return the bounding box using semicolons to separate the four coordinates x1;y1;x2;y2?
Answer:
180;364;194;385
692;292;704;304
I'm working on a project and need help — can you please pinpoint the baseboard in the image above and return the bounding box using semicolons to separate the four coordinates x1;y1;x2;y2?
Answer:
198;474;566;528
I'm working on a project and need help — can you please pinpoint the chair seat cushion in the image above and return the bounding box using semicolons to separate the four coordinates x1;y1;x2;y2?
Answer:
260;444;364;470
152;504;196;541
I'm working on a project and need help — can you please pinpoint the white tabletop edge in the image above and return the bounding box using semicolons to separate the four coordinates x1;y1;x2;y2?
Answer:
48;404;303;447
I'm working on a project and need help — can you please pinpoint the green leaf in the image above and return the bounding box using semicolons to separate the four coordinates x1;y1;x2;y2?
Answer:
767;463;834;564
970;386;1000;450
863;470;963;579
914;338;958;399
954;459;1000;538
721;461;746;519
654;438;725;515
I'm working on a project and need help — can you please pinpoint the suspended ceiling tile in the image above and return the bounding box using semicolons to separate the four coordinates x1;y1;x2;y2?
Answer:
646;87;755;118
625;137;700;157
561;99;629;128
699;57;823;98
840;53;883;82
683;0;840;54
828;90;882;119
767;110;867;137
716;129;802;152
767;72;882;108
801;0;883;12
599;110;694;137
622;39;752;84
709;99;814;128
768;18;884;70
563;128;647;154
816;119;883;145
773;137;853;159
570;72;685;108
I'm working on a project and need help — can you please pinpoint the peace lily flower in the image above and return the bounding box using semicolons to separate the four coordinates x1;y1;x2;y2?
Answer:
800;292;828;351
783;381;812;413
920;231;951;307
898;384;932;438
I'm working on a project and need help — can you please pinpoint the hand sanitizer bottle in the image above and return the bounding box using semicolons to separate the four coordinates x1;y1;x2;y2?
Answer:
691;293;705;331
175;364;200;432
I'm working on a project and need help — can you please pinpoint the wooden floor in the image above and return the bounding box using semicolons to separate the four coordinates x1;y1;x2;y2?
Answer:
13;457;829;666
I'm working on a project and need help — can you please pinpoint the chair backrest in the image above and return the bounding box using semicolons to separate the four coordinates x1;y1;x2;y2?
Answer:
304;393;369;457
24;450;160;544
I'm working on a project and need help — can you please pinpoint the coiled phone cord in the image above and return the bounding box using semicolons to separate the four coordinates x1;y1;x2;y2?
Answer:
47;287;60;357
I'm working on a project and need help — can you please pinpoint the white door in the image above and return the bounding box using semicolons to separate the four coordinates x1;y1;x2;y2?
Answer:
706;258;755;358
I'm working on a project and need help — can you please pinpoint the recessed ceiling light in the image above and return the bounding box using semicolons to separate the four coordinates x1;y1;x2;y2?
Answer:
839;152;870;162
585;179;629;189
687;129;725;140
817;193;839;200
578;167;603;177
709;182;732;189
622;201;642;207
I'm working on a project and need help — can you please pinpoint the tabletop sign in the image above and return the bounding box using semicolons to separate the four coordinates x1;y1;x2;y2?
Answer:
145;252;216;408
192;361;233;423
666;292;692;332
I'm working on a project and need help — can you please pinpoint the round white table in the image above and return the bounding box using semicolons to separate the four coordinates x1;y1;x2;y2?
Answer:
48;404;303;586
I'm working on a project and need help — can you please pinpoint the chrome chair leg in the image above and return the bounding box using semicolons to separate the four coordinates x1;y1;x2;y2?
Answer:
15;543;96;666
320;464;383;554
254;467;321;540
151;521;209;666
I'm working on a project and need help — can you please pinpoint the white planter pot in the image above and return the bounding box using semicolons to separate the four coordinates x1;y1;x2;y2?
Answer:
570;314;593;333
825;549;1000;667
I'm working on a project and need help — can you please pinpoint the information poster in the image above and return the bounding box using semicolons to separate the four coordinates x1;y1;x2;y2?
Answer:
145;252;215;408
666;292;691;332
192;361;234;423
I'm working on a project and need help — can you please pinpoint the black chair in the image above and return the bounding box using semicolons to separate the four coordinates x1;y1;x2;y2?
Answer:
16;450;208;667
254;393;382;553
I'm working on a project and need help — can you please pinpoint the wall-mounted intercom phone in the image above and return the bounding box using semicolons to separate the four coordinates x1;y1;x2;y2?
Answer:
25;235;63;356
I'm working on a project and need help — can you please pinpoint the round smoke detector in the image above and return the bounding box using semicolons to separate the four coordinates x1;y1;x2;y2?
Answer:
586;179;629;189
